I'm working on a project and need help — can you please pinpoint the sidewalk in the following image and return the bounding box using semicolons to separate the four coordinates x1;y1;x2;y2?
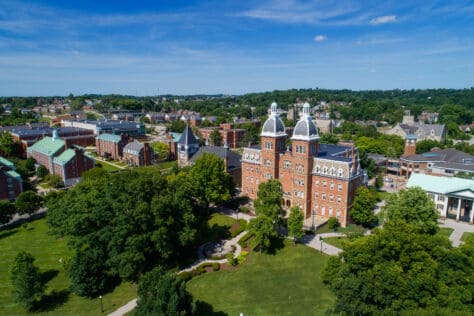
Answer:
300;232;344;256
440;219;474;247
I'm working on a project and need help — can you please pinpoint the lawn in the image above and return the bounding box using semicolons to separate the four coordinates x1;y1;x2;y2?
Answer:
324;236;348;250
316;223;365;235
187;240;334;315
205;213;246;243
461;232;474;242
95;161;121;172
437;227;454;239
0;219;136;316
155;160;177;170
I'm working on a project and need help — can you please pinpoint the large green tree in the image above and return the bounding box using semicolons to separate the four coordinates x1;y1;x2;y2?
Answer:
248;215;278;252
189;153;234;210
136;267;193;316
0;200;16;224
384;187;439;235
0;131;17;157
69;247;109;297
15;191;43;216
253;179;283;220
209;128;223;146
350;187;378;227
10;251;45;309
322;220;474;314
287;206;304;243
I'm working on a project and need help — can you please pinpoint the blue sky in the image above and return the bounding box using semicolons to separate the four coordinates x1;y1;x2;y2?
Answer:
1;0;474;96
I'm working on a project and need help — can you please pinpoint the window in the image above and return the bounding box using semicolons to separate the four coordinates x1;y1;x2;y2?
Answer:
284;160;291;168
330;182;334;190
256;179;259;185
338;183;342;191
336;210;341;218
321;206;326;216
329;207;333;216
315;165;321;173
437;204;444;210
337;196;341;203
296;164;304;173
330;167;336;176
314;192;319;198
329;194;334;202
322;193;326;200
322;181;327;187
338;168;343;177
323;167;328;174
437;195;445;202
315;179;320;186
265;159;272;166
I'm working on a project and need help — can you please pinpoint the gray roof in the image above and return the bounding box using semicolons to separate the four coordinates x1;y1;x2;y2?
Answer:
178;124;199;145
402;148;474;172
123;141;144;154
292;118;318;140
261;116;285;135
189;146;242;170
398;123;445;137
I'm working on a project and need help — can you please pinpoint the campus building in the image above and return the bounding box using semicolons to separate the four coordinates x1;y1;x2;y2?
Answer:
96;133;131;160
122;141;154;166
407;173;474;223
241;102;366;227
62;119;145;136
199;123;247;148
0;157;23;201
27;131;95;186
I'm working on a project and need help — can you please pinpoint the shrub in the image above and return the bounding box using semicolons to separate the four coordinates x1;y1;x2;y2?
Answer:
237;251;248;265
197;262;220;272
328;217;340;231
227;253;238;266
238;232;254;248
36;165;48;178
230;220;247;238
239;206;249;213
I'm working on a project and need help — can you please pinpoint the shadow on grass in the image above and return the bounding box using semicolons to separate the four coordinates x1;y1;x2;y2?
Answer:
31;289;70;312
207;224;231;243
0;228;19;240
266;237;285;255
194;300;228;316
40;269;59;285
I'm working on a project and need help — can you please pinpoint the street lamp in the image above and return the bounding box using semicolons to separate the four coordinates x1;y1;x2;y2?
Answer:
319;236;323;253
99;295;103;313
311;210;316;231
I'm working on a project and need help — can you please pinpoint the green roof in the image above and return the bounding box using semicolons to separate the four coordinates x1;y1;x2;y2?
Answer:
53;149;76;166
5;170;22;181
0;156;14;169
407;173;474;194
27;136;65;157
96;133;122;143
169;132;182;143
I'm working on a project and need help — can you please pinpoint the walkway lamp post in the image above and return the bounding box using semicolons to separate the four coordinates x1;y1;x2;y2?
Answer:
99;295;103;313
311;210;316;231
319;236;323;253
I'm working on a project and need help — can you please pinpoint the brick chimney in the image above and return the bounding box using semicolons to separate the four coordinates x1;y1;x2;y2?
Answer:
403;134;417;156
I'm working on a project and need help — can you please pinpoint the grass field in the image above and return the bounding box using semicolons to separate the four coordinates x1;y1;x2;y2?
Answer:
316;223;365;235
187;240;334;315
461;232;474;242
437;227;454;239
205;213;246;243
95;161;122;172
0;219;136;316
324;236;348;249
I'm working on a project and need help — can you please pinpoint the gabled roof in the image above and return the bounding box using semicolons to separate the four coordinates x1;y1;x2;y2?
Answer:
407;173;474;194
169;132;182;143
27;136;65;157
0;156;14;169
96;133;122;143
5;170;22;181
53;149;76;166
189;146;242;170
123;141;144;154
178;124;198;145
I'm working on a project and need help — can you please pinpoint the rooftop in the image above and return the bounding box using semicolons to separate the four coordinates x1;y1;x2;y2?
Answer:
0;156;15;169
407;173;474;194
27;136;65;157
96;133;122;143
53;149;76;166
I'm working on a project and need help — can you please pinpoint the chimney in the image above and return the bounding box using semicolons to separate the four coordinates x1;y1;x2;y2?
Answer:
223;140;229;172
351;146;357;174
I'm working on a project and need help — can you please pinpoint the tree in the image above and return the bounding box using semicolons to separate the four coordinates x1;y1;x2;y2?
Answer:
374;174;383;190
0;200;16;224
287;206;304;243
322;220;474;314
0;131;17;157
350;187;378;227
327;217;339;231
248;216;278;252
189;153;233;210
136;267;193;316
253;180;283;220
10;251;45;309
150;142;169;161
209;128;223;146
384;187;439;235
36;165;49;178
320;133;339;144
44;174;63;188
69;247;109;297
168;120;186;133
15;191;43;216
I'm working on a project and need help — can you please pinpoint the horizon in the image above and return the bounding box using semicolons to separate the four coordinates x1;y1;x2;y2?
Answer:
1;1;474;96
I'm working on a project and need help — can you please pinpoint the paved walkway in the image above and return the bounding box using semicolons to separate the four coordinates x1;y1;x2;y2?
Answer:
219;207;255;222
300;232;345;256
440;219;474;247
108;299;137;316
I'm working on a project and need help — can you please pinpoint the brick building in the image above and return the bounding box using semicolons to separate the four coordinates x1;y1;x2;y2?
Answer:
27;131;95;186
0;157;23;200
242;103;366;227
198;123;247;148
122;141;154;166
96;133;130;160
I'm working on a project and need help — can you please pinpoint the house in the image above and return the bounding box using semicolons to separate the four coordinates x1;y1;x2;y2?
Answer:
96;133;131;160
407;173;474;223
0;156;23;200
122;141;154;166
198;123;247;148
241;102;366;228
384;111;446;142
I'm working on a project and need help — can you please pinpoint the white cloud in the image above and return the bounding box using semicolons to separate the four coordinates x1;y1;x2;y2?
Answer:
314;35;327;42
370;15;397;25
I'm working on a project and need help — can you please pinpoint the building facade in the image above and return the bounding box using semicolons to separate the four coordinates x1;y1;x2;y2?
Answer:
122;141;154;166
0;157;23;200
96;133;131;160
198;123;247;148
241;103;366;227
407;173;474;223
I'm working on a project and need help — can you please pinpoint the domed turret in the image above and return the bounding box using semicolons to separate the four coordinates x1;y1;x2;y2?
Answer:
261;102;286;137
291;102;319;141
